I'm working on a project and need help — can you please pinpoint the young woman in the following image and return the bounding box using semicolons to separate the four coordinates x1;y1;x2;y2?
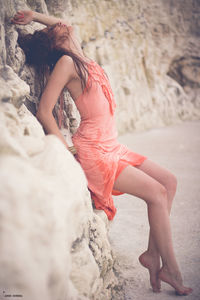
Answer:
11;10;192;296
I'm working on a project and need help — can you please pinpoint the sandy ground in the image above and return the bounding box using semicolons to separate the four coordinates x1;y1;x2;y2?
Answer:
109;121;200;300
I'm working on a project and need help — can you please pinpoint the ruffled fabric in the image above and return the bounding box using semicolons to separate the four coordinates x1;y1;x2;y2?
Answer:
86;61;116;115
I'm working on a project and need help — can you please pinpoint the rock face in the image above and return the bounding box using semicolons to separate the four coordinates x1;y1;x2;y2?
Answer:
0;0;199;299
0;1;125;299
48;0;200;133
1;0;200;134
0;102;123;299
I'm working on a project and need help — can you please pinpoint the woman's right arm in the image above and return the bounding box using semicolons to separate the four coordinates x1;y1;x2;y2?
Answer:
11;10;83;55
11;10;71;27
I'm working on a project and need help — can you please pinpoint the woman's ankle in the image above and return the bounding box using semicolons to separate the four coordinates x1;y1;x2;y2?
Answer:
146;248;160;258
160;264;181;277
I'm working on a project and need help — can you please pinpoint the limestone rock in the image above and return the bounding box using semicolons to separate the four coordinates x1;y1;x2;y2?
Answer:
2;0;199;134
0;101;122;299
0;2;123;298
0;66;29;107
66;0;200;133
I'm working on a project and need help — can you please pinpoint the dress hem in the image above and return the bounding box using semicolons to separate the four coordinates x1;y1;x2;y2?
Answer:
112;156;147;196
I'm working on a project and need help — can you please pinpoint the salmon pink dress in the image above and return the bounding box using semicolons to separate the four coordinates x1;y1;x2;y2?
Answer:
72;60;147;220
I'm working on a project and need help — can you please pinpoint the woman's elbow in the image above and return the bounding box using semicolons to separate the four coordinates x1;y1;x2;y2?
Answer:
36;109;43;122
36;109;51;122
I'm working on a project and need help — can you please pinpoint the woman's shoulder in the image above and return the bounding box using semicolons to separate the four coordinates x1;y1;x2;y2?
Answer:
56;55;75;72
53;55;76;80
57;54;73;65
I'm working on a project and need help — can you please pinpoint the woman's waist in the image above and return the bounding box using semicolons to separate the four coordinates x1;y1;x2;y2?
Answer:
72;136;121;159
72;129;118;148
73;122;117;141
73;132;117;145
73;130;117;143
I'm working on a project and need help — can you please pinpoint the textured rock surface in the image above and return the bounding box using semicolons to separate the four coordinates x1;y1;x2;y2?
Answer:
46;0;200;133
0;2;124;299
1;0;200;134
0;102;123;300
0;0;199;299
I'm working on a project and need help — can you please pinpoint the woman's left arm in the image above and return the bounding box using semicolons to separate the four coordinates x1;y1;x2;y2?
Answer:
36;55;75;151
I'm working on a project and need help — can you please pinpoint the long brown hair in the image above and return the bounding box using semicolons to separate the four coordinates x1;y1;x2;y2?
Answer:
18;24;88;91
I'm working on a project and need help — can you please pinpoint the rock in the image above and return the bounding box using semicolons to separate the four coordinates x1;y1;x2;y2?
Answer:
168;56;200;89
0;66;29;108
0;1;123;297
2;0;199;134
0;102;122;299
65;0;200;133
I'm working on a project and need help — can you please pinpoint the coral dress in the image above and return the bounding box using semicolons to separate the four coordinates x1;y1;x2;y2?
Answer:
72;60;146;220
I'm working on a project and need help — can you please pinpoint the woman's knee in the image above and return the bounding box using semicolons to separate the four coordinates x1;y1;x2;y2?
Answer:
167;173;177;196
148;182;168;208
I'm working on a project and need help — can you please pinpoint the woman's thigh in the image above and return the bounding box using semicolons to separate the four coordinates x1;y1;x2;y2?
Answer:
136;159;177;196
113;162;167;205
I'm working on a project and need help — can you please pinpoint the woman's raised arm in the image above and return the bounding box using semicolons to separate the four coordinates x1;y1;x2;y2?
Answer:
11;10;70;27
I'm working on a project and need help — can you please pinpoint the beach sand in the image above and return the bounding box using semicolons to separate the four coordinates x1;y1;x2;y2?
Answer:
109;121;200;299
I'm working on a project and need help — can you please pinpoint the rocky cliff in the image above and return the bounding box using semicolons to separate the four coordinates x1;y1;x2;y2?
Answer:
72;0;200;132
0;102;123;300
0;1;124;299
0;0;199;299
1;0;200;134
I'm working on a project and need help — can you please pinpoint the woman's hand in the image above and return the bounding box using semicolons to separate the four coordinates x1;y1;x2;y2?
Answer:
11;10;33;25
68;146;77;156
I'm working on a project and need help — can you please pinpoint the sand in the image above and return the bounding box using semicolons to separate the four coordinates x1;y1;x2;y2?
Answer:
109;121;200;300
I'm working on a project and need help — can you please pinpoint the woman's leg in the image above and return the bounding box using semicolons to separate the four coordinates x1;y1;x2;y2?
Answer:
139;229;161;292
136;159;177;213
113;162;192;295
136;160;177;292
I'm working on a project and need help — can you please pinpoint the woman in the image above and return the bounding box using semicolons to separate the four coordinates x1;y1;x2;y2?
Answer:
12;9;192;296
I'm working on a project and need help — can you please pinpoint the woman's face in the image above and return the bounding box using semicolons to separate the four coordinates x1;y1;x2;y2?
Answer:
52;23;68;37
43;23;70;48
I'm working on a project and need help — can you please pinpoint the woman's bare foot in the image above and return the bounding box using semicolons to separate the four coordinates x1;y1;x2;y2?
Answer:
139;251;161;293
159;266;193;295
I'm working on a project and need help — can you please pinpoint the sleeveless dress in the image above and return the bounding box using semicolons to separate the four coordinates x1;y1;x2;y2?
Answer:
71;60;147;220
